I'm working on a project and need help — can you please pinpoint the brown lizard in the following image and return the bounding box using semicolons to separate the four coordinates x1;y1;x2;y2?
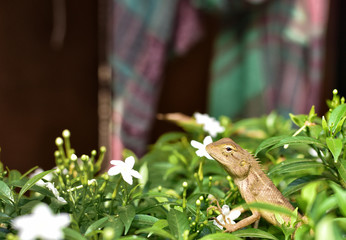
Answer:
206;138;305;232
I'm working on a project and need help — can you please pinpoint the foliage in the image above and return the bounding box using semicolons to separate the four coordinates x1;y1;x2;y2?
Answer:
0;90;345;239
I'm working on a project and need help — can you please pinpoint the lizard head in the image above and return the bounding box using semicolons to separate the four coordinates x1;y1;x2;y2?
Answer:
206;138;252;179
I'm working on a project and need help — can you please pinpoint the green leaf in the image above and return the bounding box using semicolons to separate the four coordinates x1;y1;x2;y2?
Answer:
256;136;325;155
139;162;149;188
330;183;346;217
20;166;39;179
131;214;159;228
301;181;320;213
105;217;124;239
155;132;186;146
10;179;55;198
19;200;43;215
136;226;175;239
322;116;329;133
118;205;136;235
289;114;307;128
295;224;312;240
255;136;288;155
232;228;279;240
314;195;338;220
119;236;148;240
199;233;242;240
282;175;325;197
0;180;14;205
153;219;169;229
334;116;346;135
328;104;346;134
167;209;190;240
268;158;324;176
326;137;343;162
8;170;22;184
245;202;296;218
336;159;346;188
0;212;11;224
63;228;87;240
275;213;285;225
308;105;317;121
315;215;344;240
84;216;109;236
269;136;325;151
17;169;55;201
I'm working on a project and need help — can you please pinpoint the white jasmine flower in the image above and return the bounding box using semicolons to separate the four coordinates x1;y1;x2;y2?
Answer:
203;119;225;138
30;168;54;187
45;182;67;204
108;156;142;185
194;112;225;137
213;205;241;230
194;112;212;125
191;136;214;160
12;203;70;240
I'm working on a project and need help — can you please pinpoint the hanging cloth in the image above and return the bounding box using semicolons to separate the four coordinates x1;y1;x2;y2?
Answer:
110;0;202;158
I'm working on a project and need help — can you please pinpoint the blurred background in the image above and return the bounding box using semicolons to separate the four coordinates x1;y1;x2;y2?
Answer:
0;0;345;172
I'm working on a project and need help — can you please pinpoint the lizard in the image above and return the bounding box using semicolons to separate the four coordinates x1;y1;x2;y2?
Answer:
206;138;305;232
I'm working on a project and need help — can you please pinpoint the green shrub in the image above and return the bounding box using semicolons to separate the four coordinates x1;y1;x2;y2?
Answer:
0;90;345;240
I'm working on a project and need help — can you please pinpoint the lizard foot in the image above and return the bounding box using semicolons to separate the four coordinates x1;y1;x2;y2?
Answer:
210;203;242;232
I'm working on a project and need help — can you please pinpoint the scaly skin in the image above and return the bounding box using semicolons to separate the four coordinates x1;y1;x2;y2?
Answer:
206;138;303;232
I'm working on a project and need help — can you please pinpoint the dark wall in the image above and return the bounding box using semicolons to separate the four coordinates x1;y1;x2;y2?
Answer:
0;1;98;172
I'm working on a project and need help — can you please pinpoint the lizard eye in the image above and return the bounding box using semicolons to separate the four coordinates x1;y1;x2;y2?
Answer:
225;146;232;152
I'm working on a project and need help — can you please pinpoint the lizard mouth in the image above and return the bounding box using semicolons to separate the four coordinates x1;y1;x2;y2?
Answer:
205;144;214;156
205;144;223;163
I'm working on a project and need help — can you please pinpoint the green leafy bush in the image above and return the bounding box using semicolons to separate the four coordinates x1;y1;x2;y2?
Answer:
0;90;345;240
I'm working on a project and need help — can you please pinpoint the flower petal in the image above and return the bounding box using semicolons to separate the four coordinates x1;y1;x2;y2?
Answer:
213;219;223;230
130;169;142;179
190;140;203;149
203;136;213;145
195;149;206;157
221;205;230;215
228;210;241;220
108;166;121;176
110;160;124;166
12;204;70;240
121;171;133;185
194;113;211;124
125;156;135;169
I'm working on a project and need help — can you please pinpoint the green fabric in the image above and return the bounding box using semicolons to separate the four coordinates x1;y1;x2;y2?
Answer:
209;27;265;118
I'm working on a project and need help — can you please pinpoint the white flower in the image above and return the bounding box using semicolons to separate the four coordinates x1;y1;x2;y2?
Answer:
30;168;54;187
194;112;225;137
194;112;212;125
203;119;225;138
108;156;142;185
12;203;70;240
191;136;214;160
45;182;67;204
213;205;241;230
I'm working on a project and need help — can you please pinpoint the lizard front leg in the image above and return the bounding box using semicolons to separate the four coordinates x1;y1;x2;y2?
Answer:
223;209;260;232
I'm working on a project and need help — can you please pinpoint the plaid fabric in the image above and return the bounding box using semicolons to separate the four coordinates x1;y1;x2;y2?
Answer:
110;0;202;158
109;0;329;159
208;0;329;118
